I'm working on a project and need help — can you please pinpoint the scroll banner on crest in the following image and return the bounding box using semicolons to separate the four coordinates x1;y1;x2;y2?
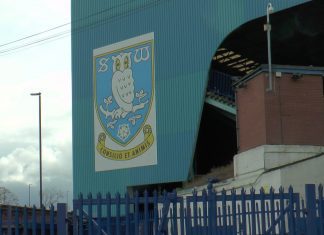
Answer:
96;125;154;161
93;32;157;171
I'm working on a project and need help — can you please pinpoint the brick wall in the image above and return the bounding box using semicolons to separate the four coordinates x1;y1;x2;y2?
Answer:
236;71;324;152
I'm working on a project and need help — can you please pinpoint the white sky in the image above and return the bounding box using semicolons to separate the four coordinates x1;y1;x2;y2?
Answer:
0;0;72;207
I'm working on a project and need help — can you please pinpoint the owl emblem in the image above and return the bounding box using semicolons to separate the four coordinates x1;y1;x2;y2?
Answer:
97;42;152;145
111;53;135;118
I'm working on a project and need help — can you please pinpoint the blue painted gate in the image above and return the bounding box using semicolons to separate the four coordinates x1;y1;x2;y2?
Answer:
72;184;324;235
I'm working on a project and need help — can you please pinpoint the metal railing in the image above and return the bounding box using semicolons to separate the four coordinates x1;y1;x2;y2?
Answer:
72;184;324;235
207;70;236;101
0;203;68;235
1;184;323;234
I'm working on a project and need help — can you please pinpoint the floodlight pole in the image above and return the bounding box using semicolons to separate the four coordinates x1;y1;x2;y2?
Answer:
30;92;42;208
266;3;274;91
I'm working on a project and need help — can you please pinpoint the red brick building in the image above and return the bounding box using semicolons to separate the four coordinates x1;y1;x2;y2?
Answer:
235;65;324;152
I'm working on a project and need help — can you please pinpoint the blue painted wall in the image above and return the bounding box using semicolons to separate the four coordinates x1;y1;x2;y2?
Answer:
71;0;308;197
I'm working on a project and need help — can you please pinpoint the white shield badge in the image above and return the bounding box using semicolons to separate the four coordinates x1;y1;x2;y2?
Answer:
93;33;157;171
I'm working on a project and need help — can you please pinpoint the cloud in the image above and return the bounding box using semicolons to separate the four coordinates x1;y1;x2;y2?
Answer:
0;138;72;206
0;128;72;176
0;86;72;204
0;0;72;207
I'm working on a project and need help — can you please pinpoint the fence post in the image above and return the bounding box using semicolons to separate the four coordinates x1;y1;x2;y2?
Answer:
116;192;121;235
97;192;102;235
15;207;19;235
180;196;185;234
318;185;324;235
125;192;130;235
72;200;78;235
50;205;55;235
305;184;316;235
88;193;93;235
79;194;84;235
144;190;149;235
185;208;193;235
57;203;67;235
172;190;178;235
7;206;12;235
232;188;237;235
288;186;296;235
106;193;111;235
221;189;228;234
134;191;139;235
32;206;36;235
193;189;198;231
250;188;256;235
23;206;27;235
207;183;212;235
153;190;159;235
279;187;286;235
0;207;2;235
202;189;208;235
41;205;45;235
241;188;247;235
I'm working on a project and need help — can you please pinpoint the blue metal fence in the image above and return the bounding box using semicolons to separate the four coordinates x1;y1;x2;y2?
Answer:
1;184;323;234
72;184;324;235
0;203;68;235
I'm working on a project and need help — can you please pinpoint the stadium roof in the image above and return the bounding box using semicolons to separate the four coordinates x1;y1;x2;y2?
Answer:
211;0;324;76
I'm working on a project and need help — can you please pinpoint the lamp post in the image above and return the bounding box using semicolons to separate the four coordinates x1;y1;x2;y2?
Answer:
265;2;274;91
30;92;42;208
28;184;32;207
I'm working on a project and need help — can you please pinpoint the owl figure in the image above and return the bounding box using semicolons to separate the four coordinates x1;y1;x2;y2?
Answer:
111;52;135;118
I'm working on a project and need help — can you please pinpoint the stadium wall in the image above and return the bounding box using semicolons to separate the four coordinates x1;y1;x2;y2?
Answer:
71;0;308;197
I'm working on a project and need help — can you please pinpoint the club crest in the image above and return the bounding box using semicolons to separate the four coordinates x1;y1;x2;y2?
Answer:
93;33;157;170
95;44;153;146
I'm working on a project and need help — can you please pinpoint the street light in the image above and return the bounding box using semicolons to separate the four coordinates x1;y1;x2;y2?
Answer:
28;184;32;207
30;92;42;208
265;2;274;91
